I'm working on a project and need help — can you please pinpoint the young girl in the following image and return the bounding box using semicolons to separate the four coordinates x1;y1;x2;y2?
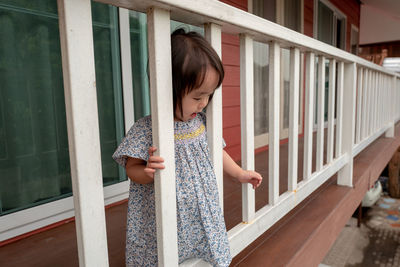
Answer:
113;29;262;267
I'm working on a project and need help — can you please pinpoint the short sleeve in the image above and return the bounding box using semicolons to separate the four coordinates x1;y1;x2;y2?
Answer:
198;112;226;148
112;116;153;167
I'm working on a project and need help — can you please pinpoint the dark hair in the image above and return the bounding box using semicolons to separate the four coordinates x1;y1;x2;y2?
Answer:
171;28;224;117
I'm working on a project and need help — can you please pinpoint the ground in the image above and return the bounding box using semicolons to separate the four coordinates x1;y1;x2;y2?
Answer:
321;189;400;267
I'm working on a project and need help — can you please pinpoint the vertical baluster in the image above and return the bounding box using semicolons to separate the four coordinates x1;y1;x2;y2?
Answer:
316;56;325;171
335;62;344;158
338;62;356;186
370;72;375;134
383;75;386;127
327;59;336;164
386;75;396;137
288;47;300;191
379;73;383;130
269;41;280;205
356;67;363;144
57;0;109;265
147;7;178;266
373;72;378;132
204;23;224;209
361;68;368;140
240;34;255;222
368;70;374;136
303;52;315;179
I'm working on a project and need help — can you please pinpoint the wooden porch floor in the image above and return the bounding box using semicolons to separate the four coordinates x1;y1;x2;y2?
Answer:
1;124;400;267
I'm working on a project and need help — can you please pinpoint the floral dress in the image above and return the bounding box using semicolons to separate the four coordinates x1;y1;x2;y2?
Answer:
112;112;231;267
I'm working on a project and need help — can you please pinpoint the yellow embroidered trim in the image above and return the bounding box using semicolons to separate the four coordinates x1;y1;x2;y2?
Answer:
174;124;205;141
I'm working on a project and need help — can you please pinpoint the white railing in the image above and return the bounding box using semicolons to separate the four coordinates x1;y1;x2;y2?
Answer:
58;0;400;265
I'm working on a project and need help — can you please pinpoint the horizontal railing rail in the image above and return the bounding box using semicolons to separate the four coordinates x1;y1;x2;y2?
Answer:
60;0;400;265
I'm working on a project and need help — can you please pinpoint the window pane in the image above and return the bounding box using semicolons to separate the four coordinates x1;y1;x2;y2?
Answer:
254;41;269;136
92;3;125;185
0;1;71;215
284;0;301;32
253;0;276;21
318;2;334;46
0;1;125;215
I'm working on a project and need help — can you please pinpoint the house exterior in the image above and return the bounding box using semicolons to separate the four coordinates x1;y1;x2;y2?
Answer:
1;0;400;266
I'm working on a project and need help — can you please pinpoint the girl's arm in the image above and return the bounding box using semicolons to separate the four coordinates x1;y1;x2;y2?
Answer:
125;147;165;184
222;150;262;189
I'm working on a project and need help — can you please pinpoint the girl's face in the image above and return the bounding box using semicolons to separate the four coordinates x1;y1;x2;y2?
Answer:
175;67;219;122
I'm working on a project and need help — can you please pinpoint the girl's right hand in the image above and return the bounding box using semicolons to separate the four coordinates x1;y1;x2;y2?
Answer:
144;147;165;179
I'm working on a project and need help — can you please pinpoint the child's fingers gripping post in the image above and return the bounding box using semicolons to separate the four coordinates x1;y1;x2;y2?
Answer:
145;147;165;175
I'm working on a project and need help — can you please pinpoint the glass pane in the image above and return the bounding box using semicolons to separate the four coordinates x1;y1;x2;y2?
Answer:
254;41;269;136
92;3;125;186
0;0;125;215
282;49;290;129
284;0;301;32
318;1;334;46
129;11;150;121
0;1;71;215
253;0;276;21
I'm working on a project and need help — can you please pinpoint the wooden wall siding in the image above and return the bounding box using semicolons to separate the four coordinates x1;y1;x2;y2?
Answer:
220;0;247;11
219;0;246;161
221;32;242;161
304;0;314;37
303;0;360;52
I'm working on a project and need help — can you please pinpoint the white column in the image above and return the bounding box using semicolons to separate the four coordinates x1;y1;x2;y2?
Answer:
147;7;179;266
304;52;315;179
385;75;396;138
335;62;344;158
355;67;363;144
240;34;255;222
367;70;373;136
204;23;224;210
316;56;325;171
360;68;368;140
326;59;336;164
288;48;300;191
57;0;109;266
337;62;357;187
269;41;280;205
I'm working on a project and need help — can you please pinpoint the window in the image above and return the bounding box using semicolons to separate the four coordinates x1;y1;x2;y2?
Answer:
251;0;303;148
0;0;126;215
315;0;346;50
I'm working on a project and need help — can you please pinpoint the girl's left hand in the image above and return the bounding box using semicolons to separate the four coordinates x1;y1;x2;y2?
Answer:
237;170;263;189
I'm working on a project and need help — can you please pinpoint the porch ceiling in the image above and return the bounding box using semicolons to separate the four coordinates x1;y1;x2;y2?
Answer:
361;0;400;20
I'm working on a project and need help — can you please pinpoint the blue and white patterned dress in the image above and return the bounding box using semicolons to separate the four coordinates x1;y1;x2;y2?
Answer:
112;112;231;267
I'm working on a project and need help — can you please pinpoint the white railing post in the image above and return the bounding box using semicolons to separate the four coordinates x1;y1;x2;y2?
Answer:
337;62;357;187
316;56;326;171
288;47;300;191
335;62;344;158
57;0;109;266
386;75;396;137
269;41;280;205
240;34;255;222
147;7;179;266
355;67;363;144
366;69;372;137
304;52;315;179
327;59;336;164
360;68;368;140
204;23;224;210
